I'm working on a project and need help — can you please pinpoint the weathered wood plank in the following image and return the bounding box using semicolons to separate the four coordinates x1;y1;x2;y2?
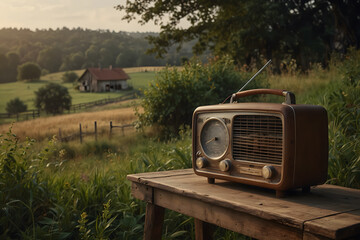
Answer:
303;232;331;240
144;203;165;240
128;170;360;239
127;169;194;182
131;182;153;203
154;188;303;240
130;170;360;230
304;209;360;239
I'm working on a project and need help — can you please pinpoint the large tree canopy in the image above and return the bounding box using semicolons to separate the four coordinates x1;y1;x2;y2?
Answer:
117;0;360;70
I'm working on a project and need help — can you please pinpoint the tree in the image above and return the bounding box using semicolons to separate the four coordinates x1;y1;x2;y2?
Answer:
62;71;78;83
6;98;27;114
117;0;360;70
115;49;138;67
17;62;41;81
6;52;20;81
0;53;8;83
37;47;62;72
34;83;72;114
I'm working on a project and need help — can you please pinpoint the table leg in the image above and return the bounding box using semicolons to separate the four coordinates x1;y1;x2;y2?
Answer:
144;202;165;240
195;218;214;240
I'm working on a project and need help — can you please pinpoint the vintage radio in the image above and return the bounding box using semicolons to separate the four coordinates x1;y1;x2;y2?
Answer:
192;89;328;197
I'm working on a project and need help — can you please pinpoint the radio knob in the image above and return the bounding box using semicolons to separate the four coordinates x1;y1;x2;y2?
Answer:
196;157;207;169
219;159;231;172
262;165;275;179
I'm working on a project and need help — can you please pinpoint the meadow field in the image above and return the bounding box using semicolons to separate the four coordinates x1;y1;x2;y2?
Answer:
0;67;158;113
1;57;359;239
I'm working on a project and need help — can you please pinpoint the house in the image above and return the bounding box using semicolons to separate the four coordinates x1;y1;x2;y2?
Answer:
78;66;130;92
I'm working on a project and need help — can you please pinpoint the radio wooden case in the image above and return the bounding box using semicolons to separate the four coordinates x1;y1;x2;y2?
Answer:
192;89;328;197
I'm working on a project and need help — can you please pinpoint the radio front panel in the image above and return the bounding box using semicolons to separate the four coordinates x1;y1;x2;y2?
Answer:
194;111;285;185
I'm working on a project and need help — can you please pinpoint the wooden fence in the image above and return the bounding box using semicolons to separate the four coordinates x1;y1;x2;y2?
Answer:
59;121;134;143
0;92;136;122
0;109;40;121
68;92;136;113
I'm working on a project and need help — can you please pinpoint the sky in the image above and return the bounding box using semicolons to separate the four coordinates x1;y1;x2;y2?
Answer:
0;0;162;32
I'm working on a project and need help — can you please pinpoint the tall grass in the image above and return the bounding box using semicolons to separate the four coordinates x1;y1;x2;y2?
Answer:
0;105;140;141
1;53;359;239
0;126;196;239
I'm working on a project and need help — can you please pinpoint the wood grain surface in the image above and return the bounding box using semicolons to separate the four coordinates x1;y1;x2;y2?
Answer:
128;169;360;239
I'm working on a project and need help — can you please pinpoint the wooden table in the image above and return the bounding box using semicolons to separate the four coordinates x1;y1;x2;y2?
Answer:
127;169;360;240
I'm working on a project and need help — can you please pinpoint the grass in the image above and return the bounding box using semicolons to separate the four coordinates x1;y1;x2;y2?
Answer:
0;104;142;141
267;64;340;103
0;68;157;113
127;71;157;90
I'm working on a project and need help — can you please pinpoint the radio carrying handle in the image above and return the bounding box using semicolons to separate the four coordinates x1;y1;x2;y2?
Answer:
230;89;296;104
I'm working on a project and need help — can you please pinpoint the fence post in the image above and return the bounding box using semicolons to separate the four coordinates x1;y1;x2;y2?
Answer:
94;121;97;141
79;123;83;144
110;121;113;138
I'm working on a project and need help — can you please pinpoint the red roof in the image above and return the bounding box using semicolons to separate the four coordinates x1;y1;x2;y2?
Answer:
87;67;130;81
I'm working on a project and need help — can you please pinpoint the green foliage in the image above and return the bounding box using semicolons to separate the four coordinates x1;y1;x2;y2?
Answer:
341;47;360;87
34;83;72;114
118;0;360;71
6;97;27;114
0;130;59;239
37;47;62;73
61;71;79;83
0;28;197;74
0;126;196;239
136;57;266;137
17;62;41;81
81;140;118;157
0;52;19;83
314;49;360;188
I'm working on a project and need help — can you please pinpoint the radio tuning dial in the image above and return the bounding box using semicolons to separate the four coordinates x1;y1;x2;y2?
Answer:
196;157;207;169
262;165;275;179
219;159;231;172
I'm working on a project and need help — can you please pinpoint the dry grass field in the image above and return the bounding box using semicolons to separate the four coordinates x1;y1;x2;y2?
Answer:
0;104;142;141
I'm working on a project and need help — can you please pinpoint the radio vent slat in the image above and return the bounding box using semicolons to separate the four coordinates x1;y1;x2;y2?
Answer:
233;115;283;165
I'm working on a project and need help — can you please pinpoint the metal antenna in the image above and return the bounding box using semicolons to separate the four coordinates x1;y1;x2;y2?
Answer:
237;59;272;92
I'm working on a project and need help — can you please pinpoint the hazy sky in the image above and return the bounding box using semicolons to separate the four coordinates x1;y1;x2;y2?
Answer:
0;0;161;32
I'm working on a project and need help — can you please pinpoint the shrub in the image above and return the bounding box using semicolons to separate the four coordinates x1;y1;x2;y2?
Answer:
17;62;41;81
34;83;72;114
62;71;79;83
6;97;27;114
136;57;267;137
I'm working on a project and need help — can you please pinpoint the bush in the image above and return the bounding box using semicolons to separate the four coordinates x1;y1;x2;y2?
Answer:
34;83;72;115
62;71;78;83
136;57;267;137
17;62;41;81
6;97;27;114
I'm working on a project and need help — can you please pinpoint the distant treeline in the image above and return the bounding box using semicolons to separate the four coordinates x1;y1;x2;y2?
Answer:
0;28;200;83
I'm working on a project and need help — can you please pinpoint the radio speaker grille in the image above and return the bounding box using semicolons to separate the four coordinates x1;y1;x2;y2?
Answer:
233;115;283;165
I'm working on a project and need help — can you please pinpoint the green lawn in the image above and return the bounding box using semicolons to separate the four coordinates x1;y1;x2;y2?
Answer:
0;70;155;112
126;71;157;90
